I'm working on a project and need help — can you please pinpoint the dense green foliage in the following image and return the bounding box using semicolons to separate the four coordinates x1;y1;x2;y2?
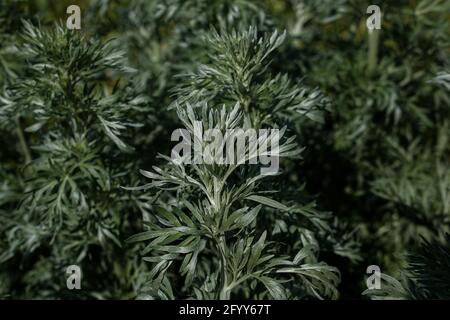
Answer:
0;0;449;299
364;235;450;299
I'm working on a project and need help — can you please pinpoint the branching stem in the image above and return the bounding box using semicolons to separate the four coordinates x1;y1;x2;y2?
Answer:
15;116;31;164
367;29;379;76
217;235;230;300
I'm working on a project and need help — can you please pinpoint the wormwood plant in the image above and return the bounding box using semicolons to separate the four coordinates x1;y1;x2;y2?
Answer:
0;0;28;297
173;26;361;263
362;71;449;299
126;27;351;300
0;2;21;88
1;0;446;301
86;0;274;105
269;0;450;279
0;22;151;298
363;234;450;300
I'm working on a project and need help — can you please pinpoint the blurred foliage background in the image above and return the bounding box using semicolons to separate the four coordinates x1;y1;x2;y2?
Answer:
0;0;449;299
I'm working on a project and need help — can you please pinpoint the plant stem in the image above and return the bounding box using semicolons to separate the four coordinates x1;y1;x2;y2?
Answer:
15;116;31;164
217;235;230;300
367;29;379;76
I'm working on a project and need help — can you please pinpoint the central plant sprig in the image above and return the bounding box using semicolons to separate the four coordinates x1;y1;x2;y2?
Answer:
128;27;341;300
0;21;151;298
